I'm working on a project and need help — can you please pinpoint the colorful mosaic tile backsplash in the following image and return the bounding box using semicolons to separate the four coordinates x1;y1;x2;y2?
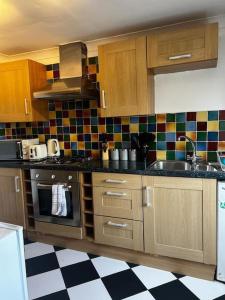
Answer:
0;58;225;162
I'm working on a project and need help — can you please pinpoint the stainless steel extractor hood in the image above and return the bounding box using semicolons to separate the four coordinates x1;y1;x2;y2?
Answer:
33;42;98;100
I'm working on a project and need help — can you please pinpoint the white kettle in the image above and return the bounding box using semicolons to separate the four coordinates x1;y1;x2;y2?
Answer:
47;139;60;157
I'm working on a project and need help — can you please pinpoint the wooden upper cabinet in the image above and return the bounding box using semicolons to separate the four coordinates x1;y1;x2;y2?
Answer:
147;23;218;73
0;59;48;122
98;36;154;117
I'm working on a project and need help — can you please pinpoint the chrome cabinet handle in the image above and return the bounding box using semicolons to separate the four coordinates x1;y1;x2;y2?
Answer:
168;53;192;60
105;179;127;184
105;191;127;197
101;90;106;109
143;186;152;207
24;98;29;115
15;176;20;193
37;183;72;189
106;221;128;228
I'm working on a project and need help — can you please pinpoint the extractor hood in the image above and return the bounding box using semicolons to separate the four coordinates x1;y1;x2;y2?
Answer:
33;42;98;100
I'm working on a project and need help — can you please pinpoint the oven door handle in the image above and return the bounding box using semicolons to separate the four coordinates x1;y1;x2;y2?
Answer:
37;183;72;189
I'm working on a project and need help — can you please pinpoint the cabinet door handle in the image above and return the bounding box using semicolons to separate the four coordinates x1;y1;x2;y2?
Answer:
15;176;20;193
24;98;29;115
168;53;192;60
105;191;127;197
143;186;152;207
101;90;106;109
105;179;127;184
106;221;128;228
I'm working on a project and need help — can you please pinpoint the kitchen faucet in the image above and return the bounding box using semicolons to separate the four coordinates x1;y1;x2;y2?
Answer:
178;135;200;164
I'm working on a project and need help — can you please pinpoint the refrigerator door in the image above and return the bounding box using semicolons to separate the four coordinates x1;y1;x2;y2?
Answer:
217;182;225;282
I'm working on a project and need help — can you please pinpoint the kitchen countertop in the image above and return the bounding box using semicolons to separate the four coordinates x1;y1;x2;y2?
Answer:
0;159;225;180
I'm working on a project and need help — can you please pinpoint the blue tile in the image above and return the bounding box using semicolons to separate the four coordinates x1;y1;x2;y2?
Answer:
148;124;156;132
130;116;139;123
175;151;185;160
0;123;5;129
166;132;176;142
208;111;218;121
186;121;196;131
77;118;83;126
208;132;218;141
71;142;77;150
196;142;207;151
84;134;91;141
91;117;98;125
114;125;121;133
176;113;186;122
157;141;167;150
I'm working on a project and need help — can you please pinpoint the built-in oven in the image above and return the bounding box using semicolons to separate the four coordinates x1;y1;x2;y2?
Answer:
31;169;81;227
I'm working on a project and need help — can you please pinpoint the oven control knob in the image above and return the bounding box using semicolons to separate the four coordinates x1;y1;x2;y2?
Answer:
51;175;56;179
68;176;73;180
35;174;39;178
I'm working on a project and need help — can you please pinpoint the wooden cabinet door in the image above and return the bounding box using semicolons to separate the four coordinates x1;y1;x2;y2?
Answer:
0;60;31;122
0;168;25;227
98;36;153;117
147;23;218;73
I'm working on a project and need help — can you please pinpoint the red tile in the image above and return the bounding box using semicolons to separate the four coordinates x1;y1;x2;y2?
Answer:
76;110;83;117
157;123;165;132
84;118;90;125
219;110;225;120
207;142;218;151
62;111;69;118
99;118;105;125
219;131;225;141
187;112;196;121
197;122;207;131
167;142;175;150
176;132;186;140
64;142;70;149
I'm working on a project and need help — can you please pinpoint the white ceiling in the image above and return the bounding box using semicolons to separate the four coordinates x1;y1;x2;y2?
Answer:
1;0;225;55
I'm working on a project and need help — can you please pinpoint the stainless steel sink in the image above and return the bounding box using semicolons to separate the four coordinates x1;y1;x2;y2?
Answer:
150;160;192;171
194;164;218;172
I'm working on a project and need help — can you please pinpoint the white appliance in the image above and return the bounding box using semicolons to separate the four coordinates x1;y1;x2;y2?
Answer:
22;138;39;160
0;222;28;300
47;139;60;157
29;144;47;161
217;181;225;282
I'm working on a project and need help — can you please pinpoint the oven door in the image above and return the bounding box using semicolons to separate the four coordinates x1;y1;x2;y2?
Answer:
31;180;81;227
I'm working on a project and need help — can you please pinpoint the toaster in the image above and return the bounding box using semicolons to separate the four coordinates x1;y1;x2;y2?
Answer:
29;144;47;161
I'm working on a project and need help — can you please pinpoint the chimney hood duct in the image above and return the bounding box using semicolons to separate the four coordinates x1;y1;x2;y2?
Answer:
33;42;99;100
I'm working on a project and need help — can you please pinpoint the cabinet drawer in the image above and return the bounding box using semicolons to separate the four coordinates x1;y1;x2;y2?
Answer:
93;172;142;189
94;215;143;251
93;187;143;220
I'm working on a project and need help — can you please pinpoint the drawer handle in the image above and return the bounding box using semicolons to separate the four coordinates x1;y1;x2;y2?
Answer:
105;191;127;197
101;90;106;109
143;186;153;207
106;221;128;228
14;176;20;193
105;179;127;184
169;53;192;60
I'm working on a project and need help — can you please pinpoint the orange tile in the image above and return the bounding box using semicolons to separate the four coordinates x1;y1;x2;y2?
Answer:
98;125;106;134
218;142;225;150
157;114;166;123
70;134;77;142
84;125;91;133
186;131;196;141
83;109;90;118
55;102;62;111
176;141;185;151
69;110;76;118
38;135;45;143
90;100;98;109
114;133;122;142
5;128;12;135
166;123;175;132
46;70;53;79
108;142;115;149
64;149;72;156
50;126;57;135
92;134;98;142
78;142;85;150
88;64;97;74
63;118;70;126
49;111;56;119
91;150;100;159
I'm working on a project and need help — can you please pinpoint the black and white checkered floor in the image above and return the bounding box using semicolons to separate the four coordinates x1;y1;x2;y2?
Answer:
24;239;225;300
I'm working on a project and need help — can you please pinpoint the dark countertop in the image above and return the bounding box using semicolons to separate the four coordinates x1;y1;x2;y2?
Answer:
0;159;225;180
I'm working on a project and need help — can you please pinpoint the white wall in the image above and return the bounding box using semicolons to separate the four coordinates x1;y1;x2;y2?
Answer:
155;15;225;113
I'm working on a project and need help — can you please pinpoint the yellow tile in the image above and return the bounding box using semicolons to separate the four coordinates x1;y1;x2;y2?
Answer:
46;70;53;79
98;125;106;134
84;125;91;133
38;135;45;143
196;151;206;160
63;118;70;126
157;114;166;123
197;111;208;121
64;149;72;156
114;133;122;142
157;151;166;160
166;123;175;132
121;117;130;125
59;141;64;150
218;142;225;150
130;124;139;133
70;134;77;142
176;141;185;151
90;100;98;109
186;132;196;141
69;110;76;118
50;126;57;135
49;111;56;119
208;121;219;131
5;128;12;135
78;142;85;150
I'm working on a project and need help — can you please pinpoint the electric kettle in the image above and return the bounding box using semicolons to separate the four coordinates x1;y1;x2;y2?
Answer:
47;139;60;157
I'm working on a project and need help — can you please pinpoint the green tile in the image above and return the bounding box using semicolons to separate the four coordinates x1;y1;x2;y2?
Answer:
186;141;194;151
166;151;175;160
149;141;156;150
148;115;156;123
85;142;92;149
115;142;122;148
176;123;186;132
166;113;175;122
157;133;165;141
106;125;113;133
219;121;225;131
91;126;98;133
64;135;70;141
77;126;83;134
207;151;217;162
70;118;76;126
139;124;147;132
197;132;207;141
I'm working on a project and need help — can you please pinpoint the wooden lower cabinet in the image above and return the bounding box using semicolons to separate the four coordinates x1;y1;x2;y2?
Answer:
0;168;25;227
142;176;216;265
94;215;143;251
